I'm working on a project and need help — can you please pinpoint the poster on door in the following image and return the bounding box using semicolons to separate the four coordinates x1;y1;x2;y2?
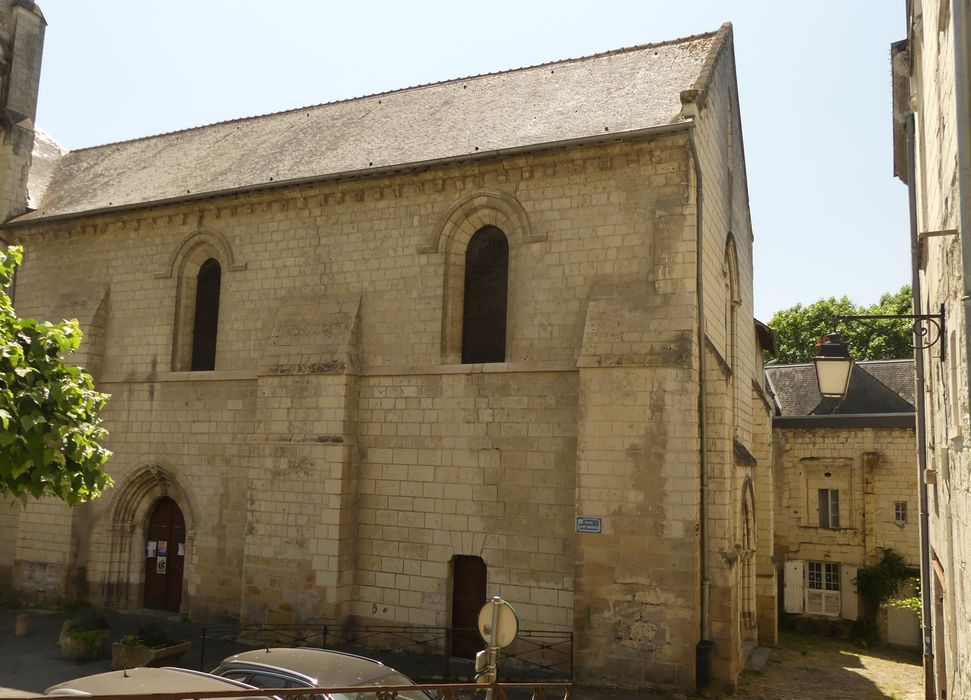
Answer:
156;556;167;574
157;540;168;557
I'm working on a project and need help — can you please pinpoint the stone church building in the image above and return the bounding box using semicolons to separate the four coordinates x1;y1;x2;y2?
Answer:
0;8;774;691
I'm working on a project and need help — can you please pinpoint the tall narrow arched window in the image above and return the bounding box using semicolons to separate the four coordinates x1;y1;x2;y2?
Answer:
190;258;221;371
461;226;508;364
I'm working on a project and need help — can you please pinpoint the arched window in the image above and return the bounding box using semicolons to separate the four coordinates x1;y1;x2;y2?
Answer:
461;226;508;364
190;258;221;371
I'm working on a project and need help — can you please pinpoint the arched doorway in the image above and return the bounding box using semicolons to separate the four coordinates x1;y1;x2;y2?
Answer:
739;481;757;643
450;555;487;658
143;497;187;612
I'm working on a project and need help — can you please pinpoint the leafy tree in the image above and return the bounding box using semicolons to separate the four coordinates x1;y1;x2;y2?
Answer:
0;246;112;503
769;285;914;364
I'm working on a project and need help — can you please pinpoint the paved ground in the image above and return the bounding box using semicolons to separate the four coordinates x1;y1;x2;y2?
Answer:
0;610;923;699
730;632;923;700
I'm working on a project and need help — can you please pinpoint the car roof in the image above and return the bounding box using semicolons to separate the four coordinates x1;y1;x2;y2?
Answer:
217;648;413;687
45;666;269;697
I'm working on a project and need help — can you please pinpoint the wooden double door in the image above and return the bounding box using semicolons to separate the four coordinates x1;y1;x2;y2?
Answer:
143;497;186;612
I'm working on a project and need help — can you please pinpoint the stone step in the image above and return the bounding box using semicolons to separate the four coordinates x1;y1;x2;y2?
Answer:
744;646;772;673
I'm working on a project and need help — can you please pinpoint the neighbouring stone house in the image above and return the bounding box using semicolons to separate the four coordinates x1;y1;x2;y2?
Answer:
0;13;775;691
892;2;971;697
766;360;920;648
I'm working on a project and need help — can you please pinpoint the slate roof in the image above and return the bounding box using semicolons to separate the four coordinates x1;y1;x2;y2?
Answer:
765;359;916;416
14;24;729;224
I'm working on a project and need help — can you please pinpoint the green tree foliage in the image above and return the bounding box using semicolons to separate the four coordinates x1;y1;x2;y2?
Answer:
0;246;112;503
768;285;914;364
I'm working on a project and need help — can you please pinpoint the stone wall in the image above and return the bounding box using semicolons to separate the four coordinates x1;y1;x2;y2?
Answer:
4;27;768;692
774;426;919;569
904;0;971;695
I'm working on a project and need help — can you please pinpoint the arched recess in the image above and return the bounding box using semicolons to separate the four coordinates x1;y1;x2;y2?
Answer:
738;476;757;642
723;233;741;368
431;191;541;363
155;227;246;280
103;463;196;612
164;229;243;371
723;234;742;440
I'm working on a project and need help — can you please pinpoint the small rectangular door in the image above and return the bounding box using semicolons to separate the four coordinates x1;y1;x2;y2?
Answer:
451;555;487;658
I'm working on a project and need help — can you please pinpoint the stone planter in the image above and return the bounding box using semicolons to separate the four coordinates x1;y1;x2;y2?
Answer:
58;621;111;662
111;640;192;670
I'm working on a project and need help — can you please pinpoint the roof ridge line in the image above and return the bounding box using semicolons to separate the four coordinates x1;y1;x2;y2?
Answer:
65;27;722;154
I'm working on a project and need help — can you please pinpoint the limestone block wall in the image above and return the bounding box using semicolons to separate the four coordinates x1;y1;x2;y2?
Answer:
5;116;761;692
574;361;700;688
751;381;776;645
80;377;256;618
773;425;919;568
907;1;971;695
688;26;768;688
354;370;578;628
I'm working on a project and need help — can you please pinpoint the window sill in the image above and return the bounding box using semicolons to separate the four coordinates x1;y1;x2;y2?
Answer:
358;359;577;377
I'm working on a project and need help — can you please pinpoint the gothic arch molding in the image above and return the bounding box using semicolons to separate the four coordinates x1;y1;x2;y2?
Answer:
739;475;756;551
723;233;741;305
738;476;757;639
155;227;246;280
421;189;541;254
103;463;196;611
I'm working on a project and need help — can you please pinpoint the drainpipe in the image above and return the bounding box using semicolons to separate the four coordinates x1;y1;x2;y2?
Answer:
905;113;935;700
688;128;712;673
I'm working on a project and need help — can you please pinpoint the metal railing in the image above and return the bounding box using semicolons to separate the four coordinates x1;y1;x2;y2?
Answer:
194;624;572;682
63;681;572;700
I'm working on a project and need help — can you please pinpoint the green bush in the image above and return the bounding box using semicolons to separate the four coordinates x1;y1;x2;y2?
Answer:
68;610;109;635
120;624;175;649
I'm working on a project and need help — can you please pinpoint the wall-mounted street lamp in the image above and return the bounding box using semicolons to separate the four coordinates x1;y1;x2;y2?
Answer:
811;305;946;401
812;333;854;399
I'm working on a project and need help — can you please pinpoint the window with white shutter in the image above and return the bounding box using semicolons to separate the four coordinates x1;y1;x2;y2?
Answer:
806;561;841;616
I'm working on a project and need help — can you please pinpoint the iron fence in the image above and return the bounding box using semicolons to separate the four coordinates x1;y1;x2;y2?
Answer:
193;623;572;682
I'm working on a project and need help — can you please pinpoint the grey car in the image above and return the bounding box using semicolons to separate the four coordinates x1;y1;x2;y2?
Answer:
212;648;433;700
45;666;270;698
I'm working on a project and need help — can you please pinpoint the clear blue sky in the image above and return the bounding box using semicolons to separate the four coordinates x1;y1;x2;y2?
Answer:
34;1;909;321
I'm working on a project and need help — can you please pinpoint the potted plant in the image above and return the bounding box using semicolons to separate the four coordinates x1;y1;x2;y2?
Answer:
111;624;192;670
59;611;111;662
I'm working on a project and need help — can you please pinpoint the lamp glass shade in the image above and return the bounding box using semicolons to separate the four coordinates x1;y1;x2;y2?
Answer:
814;356;854;398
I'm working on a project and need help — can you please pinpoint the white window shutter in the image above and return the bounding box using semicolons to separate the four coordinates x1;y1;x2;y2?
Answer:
784;560;805;613
841;564;858;620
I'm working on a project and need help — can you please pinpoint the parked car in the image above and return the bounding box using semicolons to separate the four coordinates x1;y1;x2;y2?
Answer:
212;648;433;700
45;666;270;697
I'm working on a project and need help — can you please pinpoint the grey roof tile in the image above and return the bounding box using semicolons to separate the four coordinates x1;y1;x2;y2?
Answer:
765;359;915;416
15;26;727;223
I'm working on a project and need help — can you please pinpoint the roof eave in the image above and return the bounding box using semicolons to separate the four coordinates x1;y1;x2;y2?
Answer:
773;413;916;429
4;120;693;230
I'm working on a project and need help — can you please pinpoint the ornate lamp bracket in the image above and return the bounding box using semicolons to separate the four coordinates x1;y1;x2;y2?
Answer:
833;303;946;361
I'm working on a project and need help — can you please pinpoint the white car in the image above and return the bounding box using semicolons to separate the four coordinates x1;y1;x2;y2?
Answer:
45;666;269;697
212;648;433;700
